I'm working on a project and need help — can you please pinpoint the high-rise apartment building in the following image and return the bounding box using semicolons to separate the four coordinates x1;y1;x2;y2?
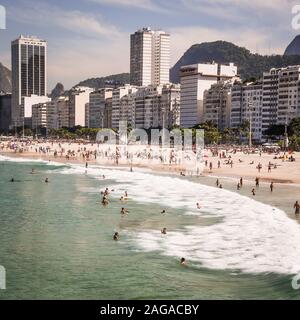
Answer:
203;81;232;131
112;85;137;128
180;62;238;128
161;84;181;128
89;88;113;128
133;85;162;129
69;87;94;127
11;35;47;127
130;27;170;87
262;65;300;132
231;82;263;142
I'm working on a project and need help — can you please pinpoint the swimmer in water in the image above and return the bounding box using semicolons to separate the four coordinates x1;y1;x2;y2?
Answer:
161;228;167;235
125;191;128;197
102;195;109;206
161;209;166;214
31;168;35;174
113;232;120;241
196;203;201;209
252;188;256;196
120;207;129;215
10;177;14;182
45;178;49;183
180;258;187;266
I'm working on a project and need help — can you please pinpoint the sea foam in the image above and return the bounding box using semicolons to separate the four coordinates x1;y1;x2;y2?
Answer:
57;163;300;275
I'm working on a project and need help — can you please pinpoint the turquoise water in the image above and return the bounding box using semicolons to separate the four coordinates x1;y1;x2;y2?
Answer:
0;157;300;299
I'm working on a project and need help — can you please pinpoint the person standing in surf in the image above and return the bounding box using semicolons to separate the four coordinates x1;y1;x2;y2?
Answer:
294;201;300;215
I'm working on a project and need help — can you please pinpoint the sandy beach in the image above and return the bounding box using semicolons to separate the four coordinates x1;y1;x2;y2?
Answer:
1;139;300;184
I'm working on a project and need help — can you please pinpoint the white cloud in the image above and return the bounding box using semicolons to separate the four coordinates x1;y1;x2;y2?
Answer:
8;2;121;38
180;0;297;23
89;0;163;11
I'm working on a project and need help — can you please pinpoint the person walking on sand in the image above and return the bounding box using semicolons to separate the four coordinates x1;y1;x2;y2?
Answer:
209;162;213;171
294;201;300;215
270;182;274;193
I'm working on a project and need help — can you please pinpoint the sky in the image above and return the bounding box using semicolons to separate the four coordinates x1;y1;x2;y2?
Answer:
0;0;299;91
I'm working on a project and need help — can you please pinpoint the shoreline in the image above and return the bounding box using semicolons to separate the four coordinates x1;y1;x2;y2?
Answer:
1;149;300;222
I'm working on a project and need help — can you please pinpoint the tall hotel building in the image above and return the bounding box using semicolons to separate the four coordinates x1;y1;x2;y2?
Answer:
130;27;170;87
11;35;47;126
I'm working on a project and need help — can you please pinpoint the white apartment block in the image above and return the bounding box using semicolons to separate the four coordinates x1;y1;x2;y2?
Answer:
277;66;300;124
89;88;113;128
22;95;51;127
231;82;263;141
262;68;280;133
32;102;47;129
133;86;163;129
112;85;137;129
161;84;181;128
69;86;94;127
130;27;170;87
203;81;232;131
32;97;69;130
180;62;238;128
46;97;70;129
262;65;300;133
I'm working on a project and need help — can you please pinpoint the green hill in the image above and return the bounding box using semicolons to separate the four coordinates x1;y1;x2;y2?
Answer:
74;73;130;89
170;41;300;83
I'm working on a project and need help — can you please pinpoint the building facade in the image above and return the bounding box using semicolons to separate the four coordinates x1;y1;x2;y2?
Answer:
89;88;113;128
231;82;263;142
180;62;238;128
112;85;137;129
130;27;170;87
22;95;50;127
69;87;94;127
203;81;232;131
11;35;47;127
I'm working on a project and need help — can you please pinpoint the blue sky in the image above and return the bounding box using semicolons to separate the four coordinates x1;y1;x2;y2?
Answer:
0;0;299;90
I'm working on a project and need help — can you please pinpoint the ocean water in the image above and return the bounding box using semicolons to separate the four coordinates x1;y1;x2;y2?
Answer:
0;154;300;299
